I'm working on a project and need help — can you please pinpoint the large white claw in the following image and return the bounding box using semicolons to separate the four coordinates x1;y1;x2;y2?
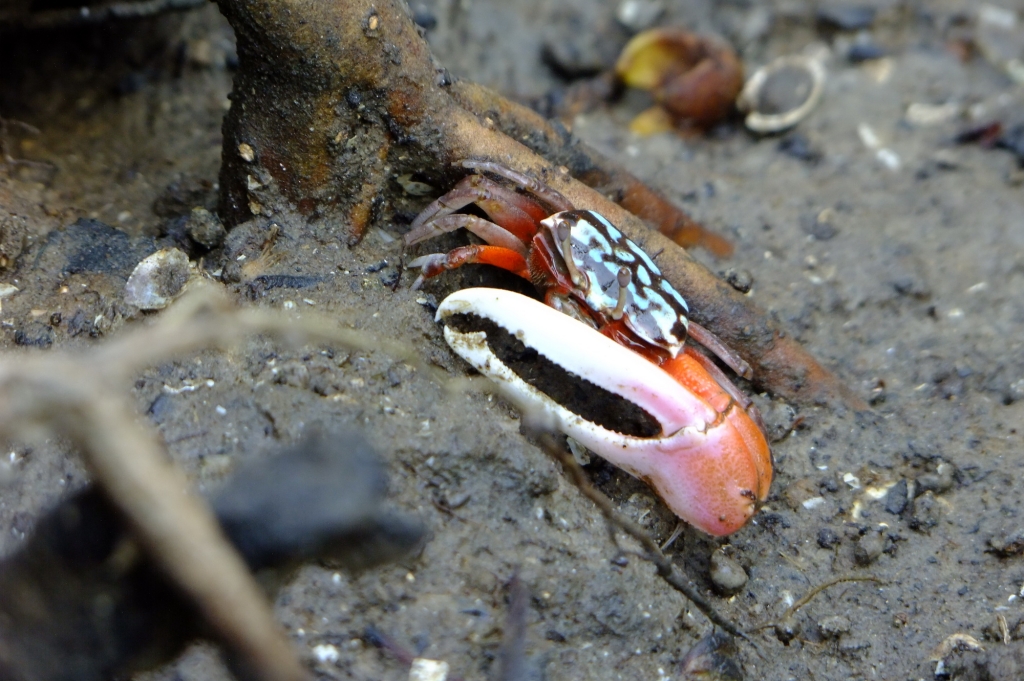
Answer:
436;288;764;536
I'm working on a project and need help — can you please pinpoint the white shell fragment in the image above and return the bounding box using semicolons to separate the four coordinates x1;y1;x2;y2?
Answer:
738;55;825;133
312;644;340;664
123;248;191;310
409;658;449;681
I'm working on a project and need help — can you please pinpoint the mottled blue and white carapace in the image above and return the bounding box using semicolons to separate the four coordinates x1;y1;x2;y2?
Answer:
540;209;691;358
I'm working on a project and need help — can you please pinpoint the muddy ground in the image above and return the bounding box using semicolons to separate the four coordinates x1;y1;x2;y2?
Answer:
2;1;1024;679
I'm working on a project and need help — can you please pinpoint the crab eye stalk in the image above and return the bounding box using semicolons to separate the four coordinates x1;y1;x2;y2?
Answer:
556;221;585;287
611;266;631;320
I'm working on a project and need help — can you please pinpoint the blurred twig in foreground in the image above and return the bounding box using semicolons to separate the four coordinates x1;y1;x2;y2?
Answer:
0;282;422;681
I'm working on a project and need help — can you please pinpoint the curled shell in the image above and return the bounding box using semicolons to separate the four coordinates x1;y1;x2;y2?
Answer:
737;54;825;133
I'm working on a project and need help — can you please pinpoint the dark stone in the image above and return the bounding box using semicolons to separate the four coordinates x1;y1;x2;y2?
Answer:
13;323;53;348
778;133;823;163
66;309;93;337
38;218;156;279
680;632;743;680
817;5;876;31
146;393;176;423
854;529;884;565
884;479;909;515
184;208;226;249
720;267;754;293
847;41;887;62
817;527;840;548
800;211;838;241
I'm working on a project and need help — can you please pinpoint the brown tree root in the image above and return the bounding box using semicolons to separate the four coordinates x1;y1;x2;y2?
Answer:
214;0;866;411
449;81;735;257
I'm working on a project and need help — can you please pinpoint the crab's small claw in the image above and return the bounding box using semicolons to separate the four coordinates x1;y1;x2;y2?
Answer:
436;288;771;537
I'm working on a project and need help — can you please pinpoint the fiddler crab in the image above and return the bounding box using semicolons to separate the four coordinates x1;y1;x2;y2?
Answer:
404;161;772;537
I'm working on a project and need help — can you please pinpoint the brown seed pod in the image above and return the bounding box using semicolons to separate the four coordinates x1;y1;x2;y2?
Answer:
616;28;744;131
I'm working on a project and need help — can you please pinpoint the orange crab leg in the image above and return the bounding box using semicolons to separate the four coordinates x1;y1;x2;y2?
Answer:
408;245;531;287
406;174;548;244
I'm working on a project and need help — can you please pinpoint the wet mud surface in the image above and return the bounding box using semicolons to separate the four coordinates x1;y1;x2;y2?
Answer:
2;1;1024;679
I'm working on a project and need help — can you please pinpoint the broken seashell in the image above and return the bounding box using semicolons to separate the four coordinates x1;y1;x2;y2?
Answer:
124;248;191;310
737;54;825;133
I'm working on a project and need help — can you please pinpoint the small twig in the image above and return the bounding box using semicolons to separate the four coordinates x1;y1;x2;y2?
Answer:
751;575;884;632
531;430;750;642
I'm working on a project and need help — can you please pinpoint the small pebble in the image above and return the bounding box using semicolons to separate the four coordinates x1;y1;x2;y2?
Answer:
847;40;887;63
186;207;226;249
817;527;840;549
616;0;664;32
312;643;339;664
854;529;884;565
916;462;954;494
777;133;822;163
720;268;754;293
710;550;748;595
775;617;798;645
409;658;449;681
837;637;871;654
909;491;945;532
762;400;797;442
801;209;838;241
818;615;852;639
238;143;255;162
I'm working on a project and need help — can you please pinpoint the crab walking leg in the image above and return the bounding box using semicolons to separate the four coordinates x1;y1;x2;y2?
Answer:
461;160;574;213
407;174;548;241
437;288;770;536
685;321;753;380
406;215;530;257
408;246;531;289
